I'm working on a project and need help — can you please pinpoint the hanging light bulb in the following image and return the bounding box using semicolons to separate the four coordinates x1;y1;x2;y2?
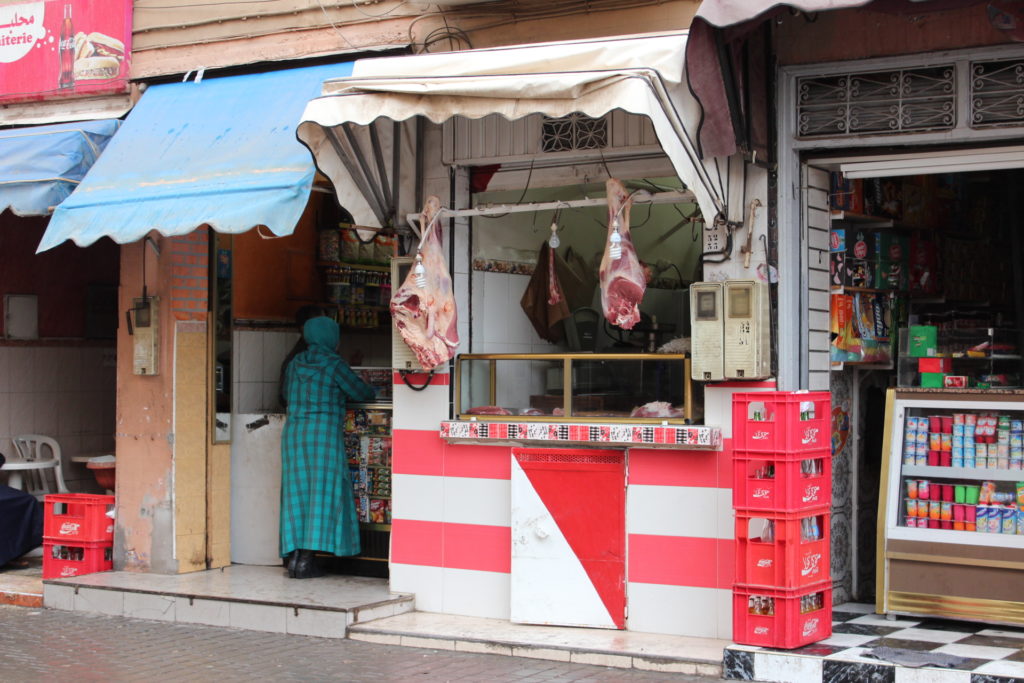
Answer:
609;215;622;261
413;253;427;287
548;220;560;249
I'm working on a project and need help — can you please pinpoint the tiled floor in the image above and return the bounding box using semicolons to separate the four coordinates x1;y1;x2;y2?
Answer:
0;555;43;607
725;602;1024;682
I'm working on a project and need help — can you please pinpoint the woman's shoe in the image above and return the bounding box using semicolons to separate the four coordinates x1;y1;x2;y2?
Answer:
286;550;298;578
292;549;325;579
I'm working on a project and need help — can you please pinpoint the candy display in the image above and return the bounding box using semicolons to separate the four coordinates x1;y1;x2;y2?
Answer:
903;412;1023;470
345;406;393;525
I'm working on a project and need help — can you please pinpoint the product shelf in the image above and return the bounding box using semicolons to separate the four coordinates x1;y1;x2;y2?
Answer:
901;465;1024;482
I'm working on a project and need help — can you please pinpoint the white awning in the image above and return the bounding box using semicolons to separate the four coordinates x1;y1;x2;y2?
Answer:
297;32;731;226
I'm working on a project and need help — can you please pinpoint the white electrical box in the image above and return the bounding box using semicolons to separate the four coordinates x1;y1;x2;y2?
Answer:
690;282;724;381
724;279;771;380
390;257;421;371
132;297;159;376
4;294;38;340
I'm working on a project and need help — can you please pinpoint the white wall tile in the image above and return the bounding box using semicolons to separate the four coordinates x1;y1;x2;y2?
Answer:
124;591;176;621
32;348;61;393
442;476;510;527
389;563;444;613
470;272;485;351
9;392;33;437
261;383;280;413
753;652;823;683
8;348;33;393
43;583;75;611
33;392;59;436
442;567;510;619
0;347;9;392
73;587;124;616
175;597;230;627
506;274;537;344
626;583;726;638
236;383;261;415
392;473;445;524
57;393;81;436
482;273;509;344
229;602;287;633
0;393;10;440
286;607;349;639
237;331;262;383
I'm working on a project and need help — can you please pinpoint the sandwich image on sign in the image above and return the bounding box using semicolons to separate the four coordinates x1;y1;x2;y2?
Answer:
73;31;124;80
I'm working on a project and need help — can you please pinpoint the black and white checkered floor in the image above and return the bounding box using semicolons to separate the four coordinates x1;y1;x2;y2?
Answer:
724;603;1024;682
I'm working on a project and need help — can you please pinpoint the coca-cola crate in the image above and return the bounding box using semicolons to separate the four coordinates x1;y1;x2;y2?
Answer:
43;493;115;544
733;582;832;649
42;541;113;580
733;450;831;513
732;392;831;453
735;509;831;589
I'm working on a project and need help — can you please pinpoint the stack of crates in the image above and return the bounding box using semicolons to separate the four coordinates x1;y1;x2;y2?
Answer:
42;494;115;579
731;391;833;649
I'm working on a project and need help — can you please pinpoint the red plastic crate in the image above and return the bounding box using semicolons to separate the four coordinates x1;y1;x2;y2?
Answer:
735;510;831;589
42;541;113;579
732;392;831;453
733;450;832;513
733;583;833;649
43;493;115;544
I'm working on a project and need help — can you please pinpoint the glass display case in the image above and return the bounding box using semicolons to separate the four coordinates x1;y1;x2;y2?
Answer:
877;389;1024;625
897;326;1023;388
454;353;693;423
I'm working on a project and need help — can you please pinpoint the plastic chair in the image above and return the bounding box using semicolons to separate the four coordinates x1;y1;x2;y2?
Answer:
7;435;68;499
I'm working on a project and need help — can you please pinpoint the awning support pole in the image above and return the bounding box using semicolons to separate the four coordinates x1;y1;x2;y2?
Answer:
405;189;693;230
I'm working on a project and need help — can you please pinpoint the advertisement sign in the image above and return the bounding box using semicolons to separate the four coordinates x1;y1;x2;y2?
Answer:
0;0;131;104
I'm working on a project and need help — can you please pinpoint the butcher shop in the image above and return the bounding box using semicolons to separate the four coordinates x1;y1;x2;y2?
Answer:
295;30;769;638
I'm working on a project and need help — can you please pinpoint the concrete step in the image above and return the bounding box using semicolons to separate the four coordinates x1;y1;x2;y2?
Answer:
43;565;413;638
349;611;728;677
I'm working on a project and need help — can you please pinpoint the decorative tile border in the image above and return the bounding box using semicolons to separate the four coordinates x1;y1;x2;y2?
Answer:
472;258;535;275
440;420;721;450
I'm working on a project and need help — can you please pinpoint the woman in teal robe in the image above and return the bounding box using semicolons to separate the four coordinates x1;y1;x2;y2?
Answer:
281;316;376;579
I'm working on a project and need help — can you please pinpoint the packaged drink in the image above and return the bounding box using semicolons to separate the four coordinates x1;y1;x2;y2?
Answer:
941;416;953;433
916;452;928;466
907;479;919;499
952;456;964;469
1003;507;1017;534
929;433;942;451
966;414;978;427
941;433;952;451
905;499;918;519
929;500;941;520
1012;458;1023;471
976;506;989;532
940;501;953;521
918;480;930;499
916;430;928;444
1017;509;1024;534
964;456;976;469
953;423;965;436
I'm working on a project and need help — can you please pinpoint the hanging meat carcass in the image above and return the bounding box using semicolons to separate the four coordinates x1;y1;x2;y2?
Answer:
599;178;646;329
390;197;459;370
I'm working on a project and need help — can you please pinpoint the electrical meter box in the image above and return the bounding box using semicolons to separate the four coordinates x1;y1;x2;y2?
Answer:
723;279;771;380
690;282;724;381
131;297;159;376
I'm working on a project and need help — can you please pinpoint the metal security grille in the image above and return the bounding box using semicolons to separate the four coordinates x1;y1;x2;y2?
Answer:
514;449;622;465
796;66;956;138
970;58;1024;128
541;113;608;152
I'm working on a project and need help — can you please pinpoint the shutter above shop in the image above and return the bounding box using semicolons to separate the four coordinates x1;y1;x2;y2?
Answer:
36;61;354;252
0;119;120;218
296;32;730;227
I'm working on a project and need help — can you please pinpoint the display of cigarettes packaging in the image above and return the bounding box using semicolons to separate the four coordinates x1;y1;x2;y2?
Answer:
904;413;1024;470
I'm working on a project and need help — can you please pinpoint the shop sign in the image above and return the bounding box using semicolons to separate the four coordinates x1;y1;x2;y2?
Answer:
0;0;131;104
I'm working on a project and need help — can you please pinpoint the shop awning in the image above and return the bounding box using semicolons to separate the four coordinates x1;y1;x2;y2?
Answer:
297;32;731;226
37;62;355;252
693;0;870;27
0;119;120;218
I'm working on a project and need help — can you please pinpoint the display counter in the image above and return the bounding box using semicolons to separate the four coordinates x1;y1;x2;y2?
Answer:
877;388;1024;625
443;352;719;449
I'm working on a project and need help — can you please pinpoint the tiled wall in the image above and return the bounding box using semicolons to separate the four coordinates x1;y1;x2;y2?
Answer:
233;329;299;414
0;344;116;492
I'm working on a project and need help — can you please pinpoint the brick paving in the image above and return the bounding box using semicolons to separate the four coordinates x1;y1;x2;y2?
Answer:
0;605;722;682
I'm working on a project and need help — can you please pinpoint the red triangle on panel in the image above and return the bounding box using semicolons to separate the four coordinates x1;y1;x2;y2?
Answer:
519;456;626;628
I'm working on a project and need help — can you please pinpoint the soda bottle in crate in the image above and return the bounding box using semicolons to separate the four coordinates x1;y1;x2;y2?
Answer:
733;450;832;513
733;391;831;453
43;541;114;579
733;582;832;649
735;508;831;589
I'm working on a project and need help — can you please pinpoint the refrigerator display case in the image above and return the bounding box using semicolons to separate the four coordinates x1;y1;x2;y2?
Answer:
877;388;1024;625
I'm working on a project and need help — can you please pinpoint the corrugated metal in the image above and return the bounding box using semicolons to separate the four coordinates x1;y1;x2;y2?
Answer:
0;119;120;218
37;62;353;252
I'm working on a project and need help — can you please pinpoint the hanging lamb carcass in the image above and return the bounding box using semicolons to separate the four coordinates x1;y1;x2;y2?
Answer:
390;197;459;370
599;178;646;329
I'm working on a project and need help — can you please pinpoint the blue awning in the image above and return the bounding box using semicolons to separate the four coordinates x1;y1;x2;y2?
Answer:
38;62;354;252
0;120;120;218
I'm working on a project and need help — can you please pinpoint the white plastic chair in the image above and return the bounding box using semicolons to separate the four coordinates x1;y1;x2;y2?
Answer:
7;435;68;499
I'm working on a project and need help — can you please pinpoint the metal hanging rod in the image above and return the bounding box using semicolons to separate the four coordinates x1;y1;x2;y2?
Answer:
405;189;695;235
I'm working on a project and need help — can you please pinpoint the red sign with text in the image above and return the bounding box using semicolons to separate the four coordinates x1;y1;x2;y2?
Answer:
0;0;131;104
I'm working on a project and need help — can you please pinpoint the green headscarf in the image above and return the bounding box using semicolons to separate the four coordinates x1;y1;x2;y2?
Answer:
303;316;339;352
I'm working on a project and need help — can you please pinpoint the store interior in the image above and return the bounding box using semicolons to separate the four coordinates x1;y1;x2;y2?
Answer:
827;164;1024;605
